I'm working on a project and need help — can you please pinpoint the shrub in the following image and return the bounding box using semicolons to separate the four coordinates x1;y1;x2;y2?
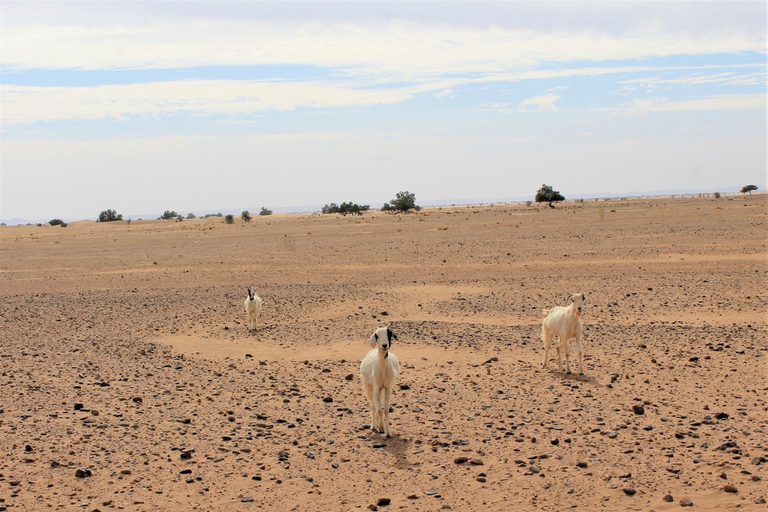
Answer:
225;214;234;224
242;210;252;222
159;210;178;220
535;184;565;207
49;219;65;226
259;207;273;216
741;185;758;195
714;192;721;199
97;209;123;222
322;202;370;215
384;191;420;212
186;213;196;219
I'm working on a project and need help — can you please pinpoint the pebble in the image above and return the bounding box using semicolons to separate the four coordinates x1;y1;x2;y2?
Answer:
663;494;673;502
470;458;484;465
373;443;387;449
576;461;588;468
680;497;693;507
723;484;737;493
623;487;636;496
323;396;333;403
377;498;391;506
453;456;469;464
75;468;92;478
632;404;645;415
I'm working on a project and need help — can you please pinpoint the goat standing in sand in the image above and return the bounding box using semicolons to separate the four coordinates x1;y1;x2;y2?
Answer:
360;324;401;438
244;286;263;331
542;293;586;375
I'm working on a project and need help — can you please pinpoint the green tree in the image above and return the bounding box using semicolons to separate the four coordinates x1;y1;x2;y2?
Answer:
322;203;340;214
159;210;178;220
49;218;65;226
241;210;252;222
259;207;273;216
97;209;123;222
535;184;565;207
741;184;758;195
225;214;234;224
384;191;420;212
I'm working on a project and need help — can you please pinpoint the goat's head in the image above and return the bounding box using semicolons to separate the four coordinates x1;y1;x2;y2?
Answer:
570;293;586;314
369;324;398;355
247;286;256;300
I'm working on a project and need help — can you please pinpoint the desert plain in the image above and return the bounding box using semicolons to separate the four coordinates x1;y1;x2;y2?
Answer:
0;195;766;512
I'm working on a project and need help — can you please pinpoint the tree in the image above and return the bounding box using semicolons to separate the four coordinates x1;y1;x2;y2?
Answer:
159;210;178;220
535;184;565;207
241;210;252;222
97;209;123;222
225;214;234;224
741;185;758;195
259;207;273;216
49;218;65;226
383;191;420;212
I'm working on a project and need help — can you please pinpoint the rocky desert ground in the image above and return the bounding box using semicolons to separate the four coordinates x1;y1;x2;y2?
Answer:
1;195;766;512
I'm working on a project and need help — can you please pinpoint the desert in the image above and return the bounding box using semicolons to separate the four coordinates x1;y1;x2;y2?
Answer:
0;195;766;511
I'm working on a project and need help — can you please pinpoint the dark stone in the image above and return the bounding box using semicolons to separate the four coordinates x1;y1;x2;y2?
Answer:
715;412;729;420
323;396;333;403
75;468;92;478
453;456;469;464
377;498;391;506
723;484;738;493
680;497;693;507
623;487;636;496
663;494;673;502
632;404;645;415
576;461;588;468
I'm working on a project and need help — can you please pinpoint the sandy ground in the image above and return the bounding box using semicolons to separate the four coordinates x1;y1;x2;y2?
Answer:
1;195;766;512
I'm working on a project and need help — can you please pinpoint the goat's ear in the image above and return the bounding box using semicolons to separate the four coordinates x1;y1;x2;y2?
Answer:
569;294;575;302
369;332;378;348
581;293;586;301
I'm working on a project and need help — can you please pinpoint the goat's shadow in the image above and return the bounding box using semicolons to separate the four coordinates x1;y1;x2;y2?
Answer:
379;435;413;470
544;367;600;386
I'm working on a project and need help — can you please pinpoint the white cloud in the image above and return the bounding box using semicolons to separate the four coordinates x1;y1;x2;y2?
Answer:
618;93;766;114
518;93;561;112
0;80;431;125
1;16;763;83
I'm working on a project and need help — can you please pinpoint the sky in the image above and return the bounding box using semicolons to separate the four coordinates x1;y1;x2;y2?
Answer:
1;1;766;223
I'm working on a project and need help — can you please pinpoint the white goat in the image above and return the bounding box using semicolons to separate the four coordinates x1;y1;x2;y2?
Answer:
542;293;586;375
360;324;401;438
244;286;263;331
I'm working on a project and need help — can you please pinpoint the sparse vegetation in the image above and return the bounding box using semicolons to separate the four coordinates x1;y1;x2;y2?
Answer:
382;191;420;212
225;214;234;224
242;210;252;222
49;219;65;226
741;184;758;195
322;202;371;215
259;207;273;216
535;184;565;208
97;209;123;222
186;213;196;219
714;192;721;199
159;210;178;220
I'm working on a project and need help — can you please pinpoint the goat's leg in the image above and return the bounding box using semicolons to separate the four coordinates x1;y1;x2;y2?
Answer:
542;326;552;368
371;385;382;432
576;332;584;375
383;386;393;438
561;338;571;374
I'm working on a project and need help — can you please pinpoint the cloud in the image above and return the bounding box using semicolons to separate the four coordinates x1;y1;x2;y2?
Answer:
1;80;431;125
518;93;561;112
2;15;763;83
618;93;766;114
